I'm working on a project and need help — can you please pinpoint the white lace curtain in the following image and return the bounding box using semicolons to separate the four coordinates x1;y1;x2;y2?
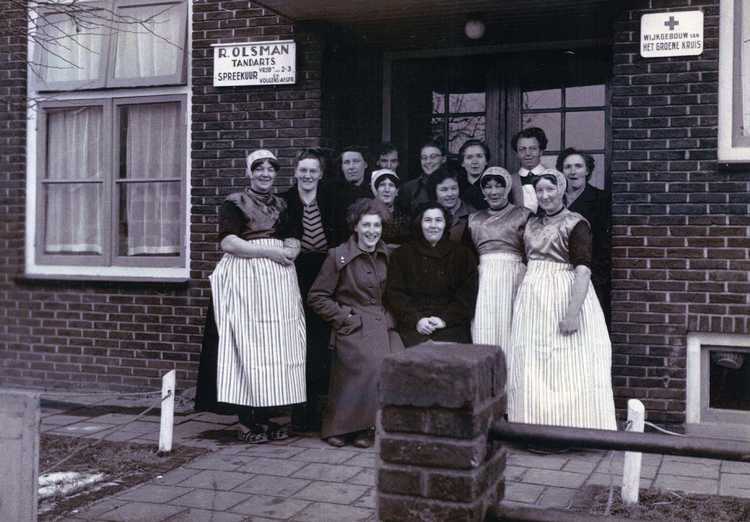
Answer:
114;4;182;79
124;103;181;256
43;14;103;83
45;107;103;254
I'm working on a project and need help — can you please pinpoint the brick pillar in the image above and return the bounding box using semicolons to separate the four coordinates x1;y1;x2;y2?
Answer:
376;343;507;521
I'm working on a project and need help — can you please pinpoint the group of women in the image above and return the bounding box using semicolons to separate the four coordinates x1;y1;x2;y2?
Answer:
195;141;617;449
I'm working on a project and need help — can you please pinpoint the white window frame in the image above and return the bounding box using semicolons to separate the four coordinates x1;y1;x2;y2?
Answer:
718;0;750;162
26;0;191;282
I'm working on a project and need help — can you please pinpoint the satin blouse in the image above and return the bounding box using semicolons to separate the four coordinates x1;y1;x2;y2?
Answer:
468;204;531;256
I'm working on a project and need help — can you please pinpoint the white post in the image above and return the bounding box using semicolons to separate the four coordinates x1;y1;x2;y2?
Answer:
622;399;645;505
159;370;176;453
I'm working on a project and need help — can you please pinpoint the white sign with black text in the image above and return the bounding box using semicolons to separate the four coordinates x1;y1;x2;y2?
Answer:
213;40;296;87
640;11;704;58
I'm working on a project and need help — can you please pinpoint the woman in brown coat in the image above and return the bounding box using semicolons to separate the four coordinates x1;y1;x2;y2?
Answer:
308;199;404;448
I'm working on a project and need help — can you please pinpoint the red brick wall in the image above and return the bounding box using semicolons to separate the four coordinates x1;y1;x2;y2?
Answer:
610;0;750;424
0;1;323;391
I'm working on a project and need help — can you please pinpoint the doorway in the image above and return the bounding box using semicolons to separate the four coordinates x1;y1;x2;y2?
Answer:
389;47;611;188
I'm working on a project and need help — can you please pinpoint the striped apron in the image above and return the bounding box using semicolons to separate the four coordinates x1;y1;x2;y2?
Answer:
471;252;526;355
507;260;616;430
210;239;306;407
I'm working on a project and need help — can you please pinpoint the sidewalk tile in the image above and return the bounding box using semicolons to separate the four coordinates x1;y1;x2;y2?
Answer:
508;454;568;470
97;502;185;521
295;481;369;504
538;486;577;508
353;488;376;509
237;445;307;459
720;473;750;499
176;469;251;490
292;448;358;464
116;484;193;503
659;460;720;479
234;475;310;496
595;459;659;478
71;499;129;519
157;508;246;521
189;412;239;425
562;459;598;474
503;482;544;504
173;421;224;438
662;455;720;467
41;414;92;426
653;474;718;495
238;456;308;476
343;453;376;468
586;472;651;489
292;438;335;449
291;502;373;521
230;494;310;518
523;469;586;488
721;461;750;474
505;465;527;481
170;489;249;510
154;467;202;486
350;469;376;486
292;462;363;482
185;453;254;471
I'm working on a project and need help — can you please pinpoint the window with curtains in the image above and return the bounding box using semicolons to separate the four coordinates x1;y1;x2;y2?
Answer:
30;0;187;271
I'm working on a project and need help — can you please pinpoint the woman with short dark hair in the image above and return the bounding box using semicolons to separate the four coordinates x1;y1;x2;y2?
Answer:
385;201;478;347
507;169;616;431
371;168;410;247
426;167;475;242
308;198;404;448
556;148;611;322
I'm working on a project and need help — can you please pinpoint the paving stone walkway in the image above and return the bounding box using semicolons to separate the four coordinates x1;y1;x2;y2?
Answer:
34;399;750;521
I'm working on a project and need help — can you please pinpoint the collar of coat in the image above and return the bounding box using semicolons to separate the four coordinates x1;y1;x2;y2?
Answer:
412;237;455;258
333;235;390;270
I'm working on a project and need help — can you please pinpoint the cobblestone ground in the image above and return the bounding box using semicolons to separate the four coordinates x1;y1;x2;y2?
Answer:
39;405;750;521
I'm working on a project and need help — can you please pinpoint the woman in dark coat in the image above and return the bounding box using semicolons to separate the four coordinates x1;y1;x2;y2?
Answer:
556;148;611;323
385;201;479;348
280;149;339;432
308;199;404;448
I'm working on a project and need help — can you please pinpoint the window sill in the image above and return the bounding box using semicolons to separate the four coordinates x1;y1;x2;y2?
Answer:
23;265;190;284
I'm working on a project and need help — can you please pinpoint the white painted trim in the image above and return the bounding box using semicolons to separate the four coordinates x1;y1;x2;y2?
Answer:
24;2;192;282
718;0;750;162
685;332;750;425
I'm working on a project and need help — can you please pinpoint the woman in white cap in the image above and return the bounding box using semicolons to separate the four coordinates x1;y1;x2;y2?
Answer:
507;168;616;434
370;168;410;247
468;167;531;353
196;149;306;443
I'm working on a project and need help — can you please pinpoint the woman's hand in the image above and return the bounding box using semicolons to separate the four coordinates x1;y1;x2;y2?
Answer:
559;315;579;335
283;238;301;261
417;317;436;335
268;248;294;266
416;317;446;335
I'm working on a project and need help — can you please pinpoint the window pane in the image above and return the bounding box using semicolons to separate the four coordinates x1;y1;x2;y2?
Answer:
119;102;182;255
565;111;605;150
44;106;104;254
45;183;103;254
523;89;561;110
522;112;561;151
431;116;445;143
449;92;485;113
118;181;181;256
709;349;750;411
566;85;606;108
448;116;485;154
541;154;558;170
37;12;106;83
432;92;445;114
114;3;184;79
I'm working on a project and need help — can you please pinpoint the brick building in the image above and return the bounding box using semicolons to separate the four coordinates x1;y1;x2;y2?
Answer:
1;0;748;437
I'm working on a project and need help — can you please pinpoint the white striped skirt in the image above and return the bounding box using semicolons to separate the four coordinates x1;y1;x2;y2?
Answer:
210;239;306;407
471;252;526;355
507;260;616;430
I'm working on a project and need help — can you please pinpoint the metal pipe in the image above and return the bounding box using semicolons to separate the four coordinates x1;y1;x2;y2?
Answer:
490;420;750;463
488;502;631;522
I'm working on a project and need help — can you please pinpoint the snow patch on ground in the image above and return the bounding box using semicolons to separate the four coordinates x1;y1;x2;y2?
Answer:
38;471;107;500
